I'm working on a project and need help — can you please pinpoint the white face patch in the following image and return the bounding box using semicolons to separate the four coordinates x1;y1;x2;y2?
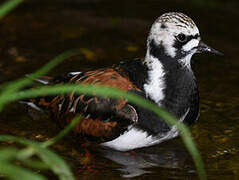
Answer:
147;15;200;59
149;23;177;58
182;39;199;52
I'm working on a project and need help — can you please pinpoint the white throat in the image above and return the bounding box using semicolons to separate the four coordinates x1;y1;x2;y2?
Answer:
178;53;193;69
143;51;165;105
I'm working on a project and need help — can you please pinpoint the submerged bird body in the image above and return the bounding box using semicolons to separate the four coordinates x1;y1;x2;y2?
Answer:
25;12;221;151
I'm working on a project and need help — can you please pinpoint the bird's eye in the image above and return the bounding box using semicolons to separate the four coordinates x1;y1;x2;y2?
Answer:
177;34;187;43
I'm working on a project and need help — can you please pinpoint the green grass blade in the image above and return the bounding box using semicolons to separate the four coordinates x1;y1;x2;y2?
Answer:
20;159;50;170
0;50;79;110
1;84;206;180
1;50;78;92
0;135;75;180
0;148;19;161
0;136;39;161
0;0;23;20
0;161;46;180
0;148;49;169
41;115;82;148
34;147;74;180
0;135;38;146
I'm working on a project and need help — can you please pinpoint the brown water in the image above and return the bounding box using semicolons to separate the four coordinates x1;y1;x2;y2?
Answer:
0;0;239;179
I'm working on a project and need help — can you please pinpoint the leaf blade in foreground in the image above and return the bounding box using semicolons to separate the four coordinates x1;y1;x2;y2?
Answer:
0;50;79;110
0;162;46;180
0;135;75;180
0;0;23;20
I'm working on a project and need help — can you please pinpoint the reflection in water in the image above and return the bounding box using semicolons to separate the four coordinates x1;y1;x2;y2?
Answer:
97;140;196;178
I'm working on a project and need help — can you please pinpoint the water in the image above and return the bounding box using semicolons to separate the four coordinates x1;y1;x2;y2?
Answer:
0;0;239;179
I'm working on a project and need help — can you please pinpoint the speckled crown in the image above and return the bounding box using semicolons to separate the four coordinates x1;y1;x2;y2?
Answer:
156;12;196;29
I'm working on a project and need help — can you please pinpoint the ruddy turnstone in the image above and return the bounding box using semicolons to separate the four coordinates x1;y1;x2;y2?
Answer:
24;12;222;151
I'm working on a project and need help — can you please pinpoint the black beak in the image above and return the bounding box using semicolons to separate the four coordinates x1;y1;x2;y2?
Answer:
196;41;223;55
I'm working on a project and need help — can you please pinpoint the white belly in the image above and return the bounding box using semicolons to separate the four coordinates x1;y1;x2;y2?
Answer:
101;108;190;151
101;125;180;151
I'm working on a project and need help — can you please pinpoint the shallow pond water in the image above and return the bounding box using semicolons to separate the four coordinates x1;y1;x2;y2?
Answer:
0;0;239;179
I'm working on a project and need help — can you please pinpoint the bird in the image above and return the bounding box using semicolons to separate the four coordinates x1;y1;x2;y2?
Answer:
23;12;222;151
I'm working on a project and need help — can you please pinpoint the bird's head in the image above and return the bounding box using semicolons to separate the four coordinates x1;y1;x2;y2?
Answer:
146;12;222;68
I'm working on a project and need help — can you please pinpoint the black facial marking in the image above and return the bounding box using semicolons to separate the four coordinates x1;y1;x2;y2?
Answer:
161;23;167;29
187;34;200;41
173;39;185;50
149;39;165;59
149;39;184;66
173;33;200;58
175;34;199;47
177;33;187;43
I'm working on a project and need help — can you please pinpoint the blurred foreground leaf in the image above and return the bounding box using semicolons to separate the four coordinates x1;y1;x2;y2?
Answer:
0;0;23;20
0;116;81;180
35;146;74;180
0;136;75;180
0;163;46;180
0;50;79;110
42;116;82;148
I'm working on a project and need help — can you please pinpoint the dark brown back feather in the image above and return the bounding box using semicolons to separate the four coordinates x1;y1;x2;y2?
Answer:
28;68;141;142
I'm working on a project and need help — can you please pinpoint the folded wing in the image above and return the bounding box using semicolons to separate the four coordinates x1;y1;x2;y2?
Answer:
27;68;140;142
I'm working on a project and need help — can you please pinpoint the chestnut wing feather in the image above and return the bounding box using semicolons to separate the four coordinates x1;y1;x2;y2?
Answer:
29;68;140;142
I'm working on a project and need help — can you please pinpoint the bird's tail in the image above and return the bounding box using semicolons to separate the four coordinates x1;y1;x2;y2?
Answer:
20;72;82;112
19;75;54;112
